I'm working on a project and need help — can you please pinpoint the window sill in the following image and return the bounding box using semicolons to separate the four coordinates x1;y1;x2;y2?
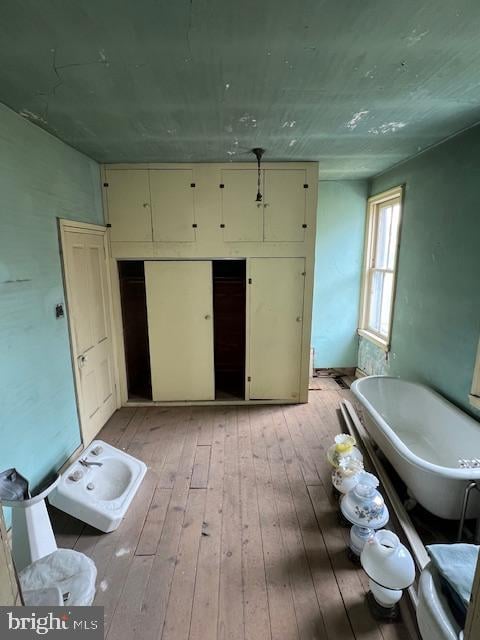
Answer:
469;394;480;410
357;329;390;352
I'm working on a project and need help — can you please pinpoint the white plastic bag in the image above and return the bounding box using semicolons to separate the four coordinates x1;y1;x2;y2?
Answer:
19;548;97;606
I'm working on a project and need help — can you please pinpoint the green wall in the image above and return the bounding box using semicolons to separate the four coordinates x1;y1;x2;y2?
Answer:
358;124;480;415
0;103;103;517
312;180;367;368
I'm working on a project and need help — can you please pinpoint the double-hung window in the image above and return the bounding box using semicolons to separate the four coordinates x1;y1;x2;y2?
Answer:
358;186;403;350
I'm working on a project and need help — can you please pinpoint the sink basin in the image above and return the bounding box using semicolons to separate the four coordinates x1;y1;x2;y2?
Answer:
85;458;133;501
49;440;147;532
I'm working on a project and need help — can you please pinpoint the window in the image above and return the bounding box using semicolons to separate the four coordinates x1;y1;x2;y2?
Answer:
358;186;403;350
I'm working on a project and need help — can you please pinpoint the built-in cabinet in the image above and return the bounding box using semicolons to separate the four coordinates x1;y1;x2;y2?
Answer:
105;166;308;245
106;162;318;405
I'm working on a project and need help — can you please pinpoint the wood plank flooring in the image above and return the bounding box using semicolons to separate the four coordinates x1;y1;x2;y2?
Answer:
50;388;415;640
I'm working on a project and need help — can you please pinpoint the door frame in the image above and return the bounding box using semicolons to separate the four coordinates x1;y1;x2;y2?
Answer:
58;219;121;444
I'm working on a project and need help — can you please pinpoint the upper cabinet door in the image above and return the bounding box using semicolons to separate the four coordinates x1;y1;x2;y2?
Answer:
150;169;196;242
221;170;263;242
263;169;307;241
105;170;152;242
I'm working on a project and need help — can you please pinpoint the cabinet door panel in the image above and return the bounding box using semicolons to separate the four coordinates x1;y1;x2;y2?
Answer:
145;261;214;401
249;258;305;400
221;170;263;242
264;169;306;241
105;170;152;242
150;170;196;242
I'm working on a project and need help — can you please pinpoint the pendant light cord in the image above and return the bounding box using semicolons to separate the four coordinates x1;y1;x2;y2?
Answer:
252;148;265;202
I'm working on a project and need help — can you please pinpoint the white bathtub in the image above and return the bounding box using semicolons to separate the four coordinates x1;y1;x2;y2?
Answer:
351;376;480;520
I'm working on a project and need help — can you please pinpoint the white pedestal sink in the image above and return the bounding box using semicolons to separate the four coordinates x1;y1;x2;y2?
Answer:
1;475;60;572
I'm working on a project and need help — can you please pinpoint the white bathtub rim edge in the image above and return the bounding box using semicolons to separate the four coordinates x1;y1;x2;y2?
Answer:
351;376;480;481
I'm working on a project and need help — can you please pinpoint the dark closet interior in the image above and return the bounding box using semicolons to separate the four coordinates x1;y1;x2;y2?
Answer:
212;260;246;400
118;261;152;400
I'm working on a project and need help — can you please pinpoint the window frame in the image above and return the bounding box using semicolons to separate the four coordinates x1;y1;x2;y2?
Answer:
470;339;480;410
358;185;404;351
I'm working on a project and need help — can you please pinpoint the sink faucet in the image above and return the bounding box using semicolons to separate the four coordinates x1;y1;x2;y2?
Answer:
79;458;103;468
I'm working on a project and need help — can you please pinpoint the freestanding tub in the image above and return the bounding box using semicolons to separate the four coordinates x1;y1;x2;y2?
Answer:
351;376;480;521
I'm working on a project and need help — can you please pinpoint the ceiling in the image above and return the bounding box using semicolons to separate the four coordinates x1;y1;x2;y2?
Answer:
1;0;480;178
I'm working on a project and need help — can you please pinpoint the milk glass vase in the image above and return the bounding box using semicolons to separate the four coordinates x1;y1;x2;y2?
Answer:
331;456;364;494
340;471;389;558
327;434;363;468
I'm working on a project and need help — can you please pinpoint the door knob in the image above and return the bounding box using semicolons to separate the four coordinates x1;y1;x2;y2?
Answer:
296;316;302;322
78;355;87;368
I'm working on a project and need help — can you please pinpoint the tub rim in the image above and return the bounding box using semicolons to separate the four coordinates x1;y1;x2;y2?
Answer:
351;375;480;481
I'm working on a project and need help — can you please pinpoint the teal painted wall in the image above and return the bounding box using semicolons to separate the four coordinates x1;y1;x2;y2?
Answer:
0;103;103;519
312;180;367;368
358;124;480;415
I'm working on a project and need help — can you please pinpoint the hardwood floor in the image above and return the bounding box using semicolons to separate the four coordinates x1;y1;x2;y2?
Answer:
50;388;415;640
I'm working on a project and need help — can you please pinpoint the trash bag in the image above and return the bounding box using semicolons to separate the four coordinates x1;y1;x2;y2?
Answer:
19;549;97;606
0;468;30;501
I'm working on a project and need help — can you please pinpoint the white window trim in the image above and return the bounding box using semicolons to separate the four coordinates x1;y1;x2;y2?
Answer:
470;338;480;409
358;185;404;351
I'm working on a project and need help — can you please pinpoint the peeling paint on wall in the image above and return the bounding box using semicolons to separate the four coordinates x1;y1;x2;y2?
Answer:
358;338;390;376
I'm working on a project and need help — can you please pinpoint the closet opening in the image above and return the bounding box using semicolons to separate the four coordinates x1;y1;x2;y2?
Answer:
212;260;246;400
118;261;152;401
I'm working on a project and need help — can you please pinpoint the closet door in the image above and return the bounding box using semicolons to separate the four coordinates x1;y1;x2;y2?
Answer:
221;170;263;241
263;169;307;241
249;258;305;400
150;170;196;242
145;261;214;401
105;170;152;242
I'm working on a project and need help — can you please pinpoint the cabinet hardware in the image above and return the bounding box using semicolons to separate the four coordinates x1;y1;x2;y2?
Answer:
192;223;198;228
190;183;196;188
219;184;224;189
143;202;149;208
257;203;262;208
302;224;307;228
247;376;251;382
303;184;308;189
106;223;112;228
263;203;270;208
296;317;302;322
301;271;306;276
220;224;225;228
204;314;211;320
248;278;252;284
103;182;109;187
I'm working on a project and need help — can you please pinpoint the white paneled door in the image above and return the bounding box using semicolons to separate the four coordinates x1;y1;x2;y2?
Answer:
249;257;305;400
145;261;215;401
61;223;116;445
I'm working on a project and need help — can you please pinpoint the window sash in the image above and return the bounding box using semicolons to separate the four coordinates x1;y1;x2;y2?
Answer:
359;187;403;348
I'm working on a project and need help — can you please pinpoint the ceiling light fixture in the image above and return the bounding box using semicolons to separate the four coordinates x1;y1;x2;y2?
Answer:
252;147;265;202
